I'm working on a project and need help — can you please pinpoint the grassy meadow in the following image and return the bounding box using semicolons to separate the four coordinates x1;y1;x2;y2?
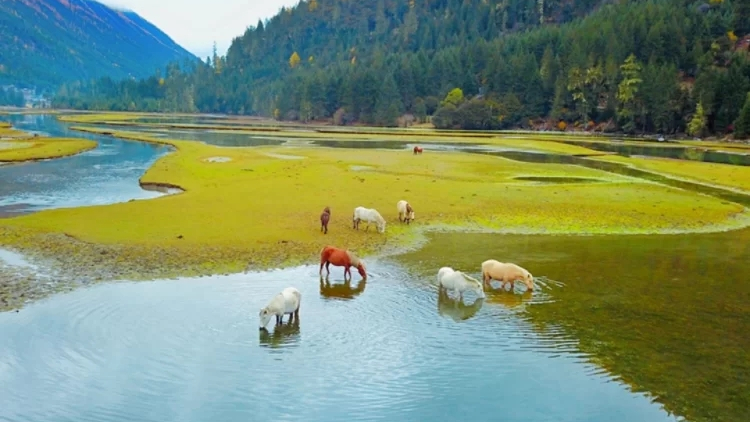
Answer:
1;115;750;281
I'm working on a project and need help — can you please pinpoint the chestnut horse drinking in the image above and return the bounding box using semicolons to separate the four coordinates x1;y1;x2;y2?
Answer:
320;206;331;234
319;245;367;281
413;146;423;154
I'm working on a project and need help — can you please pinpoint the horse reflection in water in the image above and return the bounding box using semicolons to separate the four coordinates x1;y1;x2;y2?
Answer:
437;288;484;322
485;290;533;310
259;319;301;349
319;276;367;301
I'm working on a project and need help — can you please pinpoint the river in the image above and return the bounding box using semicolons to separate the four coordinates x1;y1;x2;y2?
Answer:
0;113;172;217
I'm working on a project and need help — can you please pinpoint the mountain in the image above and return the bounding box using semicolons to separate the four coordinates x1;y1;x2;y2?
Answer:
0;0;197;89
52;0;750;138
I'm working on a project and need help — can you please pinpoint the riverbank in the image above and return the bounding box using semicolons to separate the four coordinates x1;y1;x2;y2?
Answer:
1;123;749;308
0;122;97;162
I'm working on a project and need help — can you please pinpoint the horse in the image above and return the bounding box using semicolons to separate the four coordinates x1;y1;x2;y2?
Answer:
320;206;331;234
437;267;486;301
259;287;301;330
481;259;534;292
319;245;367;281
413;146;423;154
396;200;415;224
352;206;386;233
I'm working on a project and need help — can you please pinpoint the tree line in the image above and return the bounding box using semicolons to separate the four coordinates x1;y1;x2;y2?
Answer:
51;0;750;138
0;87;25;107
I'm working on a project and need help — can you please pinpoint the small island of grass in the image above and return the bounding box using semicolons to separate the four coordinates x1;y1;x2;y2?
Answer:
0;123;97;163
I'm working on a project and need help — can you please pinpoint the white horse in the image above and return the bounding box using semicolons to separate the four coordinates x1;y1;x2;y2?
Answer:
259;287;301;329
352;206;386;233
437;267;486;301
396;200;415;224
481;259;534;291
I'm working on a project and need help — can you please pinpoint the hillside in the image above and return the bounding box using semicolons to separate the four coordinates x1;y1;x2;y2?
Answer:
52;0;750;138
0;0;197;89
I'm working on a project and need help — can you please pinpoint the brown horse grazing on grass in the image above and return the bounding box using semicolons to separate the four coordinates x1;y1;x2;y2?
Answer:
413;146;423;154
320;206;331;234
319;245;367;281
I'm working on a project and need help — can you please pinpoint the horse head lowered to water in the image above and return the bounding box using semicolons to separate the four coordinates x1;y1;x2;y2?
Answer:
437;266;485;302
481;259;534;292
319;245;367;281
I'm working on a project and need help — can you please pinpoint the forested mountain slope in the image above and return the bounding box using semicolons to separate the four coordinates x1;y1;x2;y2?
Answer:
52;0;750;138
0;0;196;89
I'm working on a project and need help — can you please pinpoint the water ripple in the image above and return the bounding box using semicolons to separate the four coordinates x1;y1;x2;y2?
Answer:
0;263;679;422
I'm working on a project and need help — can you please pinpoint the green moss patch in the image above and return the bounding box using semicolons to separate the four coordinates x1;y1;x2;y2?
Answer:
1;127;747;283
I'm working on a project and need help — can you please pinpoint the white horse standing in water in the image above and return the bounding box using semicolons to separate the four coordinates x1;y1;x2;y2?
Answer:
437;267;486;301
352;206;386;233
259;287;301;330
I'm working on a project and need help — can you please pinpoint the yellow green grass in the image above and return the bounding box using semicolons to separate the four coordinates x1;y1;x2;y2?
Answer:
0;122;27;138
0;136;97;162
593;154;750;192
1;127;748;280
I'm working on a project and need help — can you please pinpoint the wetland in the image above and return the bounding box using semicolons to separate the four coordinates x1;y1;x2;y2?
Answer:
1;111;749;422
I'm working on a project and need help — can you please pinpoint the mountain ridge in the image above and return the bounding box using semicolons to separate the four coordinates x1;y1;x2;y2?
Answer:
0;0;197;90
52;0;750;139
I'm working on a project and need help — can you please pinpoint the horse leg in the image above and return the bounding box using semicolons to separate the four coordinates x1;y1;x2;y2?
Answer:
294;305;300;321
276;314;282;325
325;261;331;276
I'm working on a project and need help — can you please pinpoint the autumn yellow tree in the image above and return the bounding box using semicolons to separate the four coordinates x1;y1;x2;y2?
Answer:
289;52;301;69
308;0;318;12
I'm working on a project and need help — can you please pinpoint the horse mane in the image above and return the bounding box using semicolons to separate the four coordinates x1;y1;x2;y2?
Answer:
459;271;481;286
374;209;386;224
406;203;413;213
346;250;362;267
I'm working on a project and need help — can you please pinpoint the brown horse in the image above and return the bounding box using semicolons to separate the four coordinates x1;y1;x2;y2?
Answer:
320;206;331;234
319;245;367;280
413;146;423;154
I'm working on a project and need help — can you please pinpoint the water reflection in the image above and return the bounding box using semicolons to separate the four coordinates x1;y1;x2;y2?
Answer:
485;290;533;310
436;289;484;321
559;139;750;166
319;276;367;301
0;263;680;422
259;319;301;349
397;229;750;422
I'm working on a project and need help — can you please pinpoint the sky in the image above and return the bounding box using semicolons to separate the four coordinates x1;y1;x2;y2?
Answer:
100;0;299;60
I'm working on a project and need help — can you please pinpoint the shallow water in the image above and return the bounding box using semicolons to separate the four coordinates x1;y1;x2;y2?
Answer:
559;139;750;166
396;229;750;422
0;114;171;216
0;261;680;422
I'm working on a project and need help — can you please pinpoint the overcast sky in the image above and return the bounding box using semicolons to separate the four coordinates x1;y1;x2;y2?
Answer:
100;0;298;59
